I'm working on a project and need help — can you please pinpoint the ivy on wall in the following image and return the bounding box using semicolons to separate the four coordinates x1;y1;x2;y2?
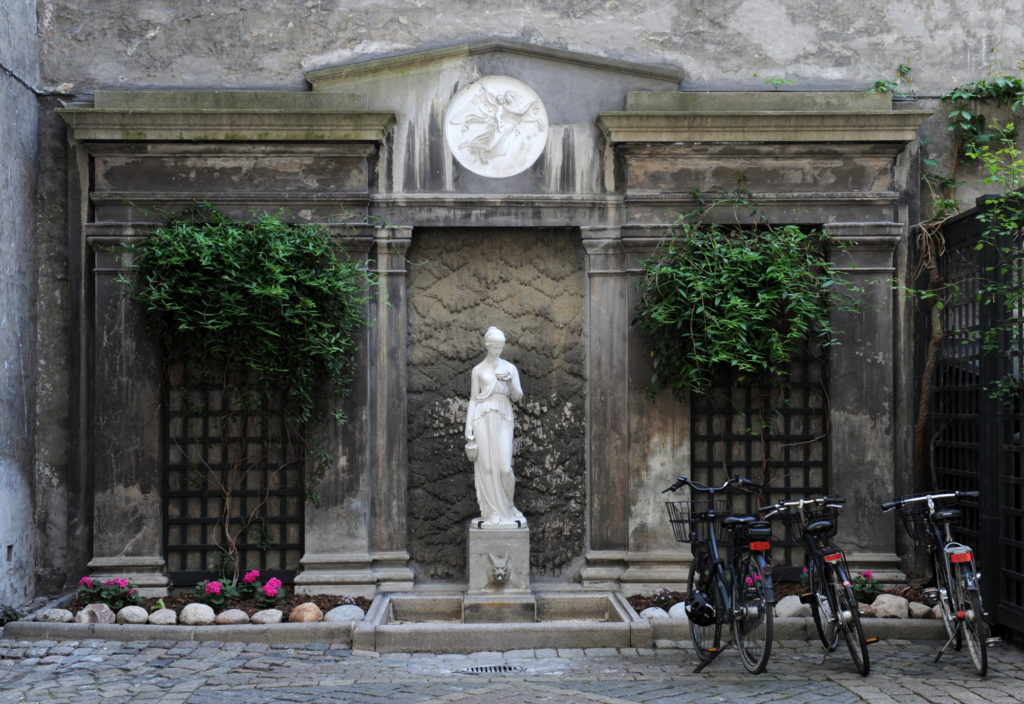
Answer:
122;204;373;581
633;190;842;401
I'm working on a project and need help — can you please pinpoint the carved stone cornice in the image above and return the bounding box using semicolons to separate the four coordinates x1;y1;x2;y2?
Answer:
58;91;394;142
598;110;931;144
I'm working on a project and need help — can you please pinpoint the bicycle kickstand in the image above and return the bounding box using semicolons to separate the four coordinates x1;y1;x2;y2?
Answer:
933;630;957;663
692;639;731;674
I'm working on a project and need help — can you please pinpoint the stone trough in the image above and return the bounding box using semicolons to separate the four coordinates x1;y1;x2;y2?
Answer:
352;591;650;653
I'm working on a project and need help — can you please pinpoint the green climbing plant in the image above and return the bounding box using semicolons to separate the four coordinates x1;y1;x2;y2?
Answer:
868;62;913;97
633;189;843;399
942;73;1024;160
123;203;373;583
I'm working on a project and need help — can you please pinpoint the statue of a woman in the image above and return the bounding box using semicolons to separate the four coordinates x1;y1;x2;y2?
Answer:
465;327;527;527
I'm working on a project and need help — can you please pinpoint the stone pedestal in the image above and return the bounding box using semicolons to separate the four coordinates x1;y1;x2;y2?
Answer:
466;523;535;622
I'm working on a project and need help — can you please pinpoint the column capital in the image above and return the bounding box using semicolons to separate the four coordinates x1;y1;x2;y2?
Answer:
826;222;904;274
373;226;413;273
581;226;626;275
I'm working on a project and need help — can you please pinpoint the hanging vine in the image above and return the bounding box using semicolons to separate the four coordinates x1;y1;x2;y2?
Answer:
633;190;846;494
122;203;373;582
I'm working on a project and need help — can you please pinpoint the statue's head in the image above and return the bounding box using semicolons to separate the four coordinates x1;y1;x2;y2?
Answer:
483;327;506;354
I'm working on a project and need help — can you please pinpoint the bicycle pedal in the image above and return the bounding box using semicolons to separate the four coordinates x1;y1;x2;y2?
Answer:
798;592;813;605
986;637;1004;648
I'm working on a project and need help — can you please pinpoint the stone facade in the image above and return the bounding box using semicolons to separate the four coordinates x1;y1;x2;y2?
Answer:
0;0;41;608
6;2;1024;603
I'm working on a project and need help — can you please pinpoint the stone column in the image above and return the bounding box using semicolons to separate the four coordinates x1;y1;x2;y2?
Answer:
367;226;415;590
295;229;377;596
620;232;690;591
579;227;631;587
827;223;904;581
86;232;169;596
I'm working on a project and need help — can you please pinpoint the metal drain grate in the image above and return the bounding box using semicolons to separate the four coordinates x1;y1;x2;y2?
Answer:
454;665;527;675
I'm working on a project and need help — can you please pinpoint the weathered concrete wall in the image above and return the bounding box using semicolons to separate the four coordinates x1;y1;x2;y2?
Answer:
29;2;1024;593
406;228;585;581
0;0;39;607
35;1;1022;222
36;1;1024;94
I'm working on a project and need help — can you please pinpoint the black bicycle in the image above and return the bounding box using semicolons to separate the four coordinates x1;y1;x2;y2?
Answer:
759;496;870;676
881;491;993;676
664;474;775;674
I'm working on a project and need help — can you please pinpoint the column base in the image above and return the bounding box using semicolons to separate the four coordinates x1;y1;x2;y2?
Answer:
87;556;169;597
843;550;905;583
580;550;627;589
294;551;414;597
619;550;689;592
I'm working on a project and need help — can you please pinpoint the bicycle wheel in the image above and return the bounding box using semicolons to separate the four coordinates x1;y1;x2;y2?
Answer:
733;552;773;674
831;563;870;676
952;561;989;676
807;558;839;651
687;543;722;662
934;553;961;651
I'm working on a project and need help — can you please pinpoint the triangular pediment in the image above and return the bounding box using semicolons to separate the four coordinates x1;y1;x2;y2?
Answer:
304;38;682;90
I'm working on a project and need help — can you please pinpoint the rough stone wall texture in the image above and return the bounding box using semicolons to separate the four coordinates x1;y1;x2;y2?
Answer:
36;1;1024;94
0;0;39;607
406;228;585;581
34;1;1024;214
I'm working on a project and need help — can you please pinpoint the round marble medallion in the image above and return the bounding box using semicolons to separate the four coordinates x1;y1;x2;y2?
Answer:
444;75;549;178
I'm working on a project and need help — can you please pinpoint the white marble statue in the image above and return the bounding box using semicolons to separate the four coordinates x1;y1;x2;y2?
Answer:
465;327;527;528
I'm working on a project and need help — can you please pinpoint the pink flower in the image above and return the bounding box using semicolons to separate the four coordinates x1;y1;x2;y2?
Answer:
265;577;282;590
205;581;222;595
78;576;94;588
860;570;874;579
263;585;279;598
745;577;754;586
801;567;808;574
127;589;135;595
243;570;260;584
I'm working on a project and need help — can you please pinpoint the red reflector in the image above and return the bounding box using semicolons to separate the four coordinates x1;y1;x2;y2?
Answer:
749;541;771;551
957;610;966;619
823;553;843;563
951;552;973;563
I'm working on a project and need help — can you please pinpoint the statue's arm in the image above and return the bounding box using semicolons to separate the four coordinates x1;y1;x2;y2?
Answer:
509;364;524;403
465;369;479;440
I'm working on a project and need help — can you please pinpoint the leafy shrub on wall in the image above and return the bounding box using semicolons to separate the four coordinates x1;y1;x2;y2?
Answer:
123;204;373;582
634;192;843;401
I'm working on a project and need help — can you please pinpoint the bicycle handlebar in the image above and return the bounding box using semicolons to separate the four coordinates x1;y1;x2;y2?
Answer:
662;474;763;494
879;490;980;511
756;496;846;516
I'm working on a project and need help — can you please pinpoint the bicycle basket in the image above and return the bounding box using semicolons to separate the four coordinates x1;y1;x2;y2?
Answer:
895;496;957;543
780;503;840;543
666;499;731;543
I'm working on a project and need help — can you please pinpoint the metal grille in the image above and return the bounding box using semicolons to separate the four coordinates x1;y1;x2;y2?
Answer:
931;205;1024;633
690;352;829;573
162;365;305;584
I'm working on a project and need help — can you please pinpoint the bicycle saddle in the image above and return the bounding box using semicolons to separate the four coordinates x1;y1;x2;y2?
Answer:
806;520;834;535
933;508;962;522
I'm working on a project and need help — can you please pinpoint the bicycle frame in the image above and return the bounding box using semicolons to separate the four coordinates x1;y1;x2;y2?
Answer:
664;474;774;674
759;496;869;675
882;491;996;675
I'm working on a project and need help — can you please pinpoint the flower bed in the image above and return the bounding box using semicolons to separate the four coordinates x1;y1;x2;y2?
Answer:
56;574;370;625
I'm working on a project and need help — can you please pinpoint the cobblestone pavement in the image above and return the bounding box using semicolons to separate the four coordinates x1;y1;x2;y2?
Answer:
0;637;1021;703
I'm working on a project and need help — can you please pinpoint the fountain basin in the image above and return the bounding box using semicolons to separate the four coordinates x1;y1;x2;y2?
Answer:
353;591;650;653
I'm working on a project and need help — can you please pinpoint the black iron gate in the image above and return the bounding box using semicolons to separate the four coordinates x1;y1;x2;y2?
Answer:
931;201;1024;633
162;365;305;585
690;352;830;572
